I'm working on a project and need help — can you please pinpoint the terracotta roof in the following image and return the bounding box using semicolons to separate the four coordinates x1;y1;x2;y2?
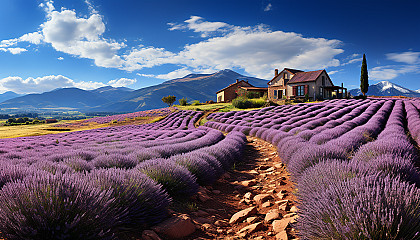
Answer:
268;68;304;85
287;70;324;84
239;86;268;91
216;80;253;93
284;68;304;74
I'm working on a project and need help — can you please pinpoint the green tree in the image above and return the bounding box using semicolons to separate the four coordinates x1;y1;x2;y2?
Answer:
179;97;188;106
162;95;176;107
360;54;369;96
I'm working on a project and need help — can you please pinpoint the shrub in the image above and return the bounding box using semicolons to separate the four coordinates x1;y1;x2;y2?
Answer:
298;175;420;240
0;174;120;240
191;100;200;106
88;169;171;230
136;159;199;199
45;119;58;124
249;98;266;108
170;154;217;185
179;97;188;106
232;96;252;109
92;154;137;169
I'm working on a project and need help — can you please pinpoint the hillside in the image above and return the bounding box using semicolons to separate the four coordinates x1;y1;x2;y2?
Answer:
349;81;420;97
0;69;268;113
92;69;268;112
0;88;111;112
0;91;22;103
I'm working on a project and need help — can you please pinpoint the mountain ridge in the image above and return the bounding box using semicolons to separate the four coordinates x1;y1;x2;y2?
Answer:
349;81;420;97
0;69;268;113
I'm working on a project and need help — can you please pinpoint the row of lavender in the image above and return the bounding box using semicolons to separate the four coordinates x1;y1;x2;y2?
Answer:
0;110;247;239
205;99;420;239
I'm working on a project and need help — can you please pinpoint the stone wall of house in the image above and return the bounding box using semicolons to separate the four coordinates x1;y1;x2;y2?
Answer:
217;81;252;102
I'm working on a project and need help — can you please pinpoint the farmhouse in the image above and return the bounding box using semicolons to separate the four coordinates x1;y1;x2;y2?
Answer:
267;68;347;102
216;80;267;102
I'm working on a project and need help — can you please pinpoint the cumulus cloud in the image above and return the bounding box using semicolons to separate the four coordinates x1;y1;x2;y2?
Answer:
130;16;344;79
19;32;44;44
0;75;113;94
386;51;420;64
107;78;136;87
41;9;125;68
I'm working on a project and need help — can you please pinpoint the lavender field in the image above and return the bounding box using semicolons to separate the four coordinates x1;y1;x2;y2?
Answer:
205;98;420;239
0;109;246;239
0;99;419;239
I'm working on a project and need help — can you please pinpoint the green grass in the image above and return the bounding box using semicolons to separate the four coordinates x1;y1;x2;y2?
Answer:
175;102;265;112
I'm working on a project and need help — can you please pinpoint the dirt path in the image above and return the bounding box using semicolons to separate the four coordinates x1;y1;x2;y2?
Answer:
168;136;299;240
194;108;223;128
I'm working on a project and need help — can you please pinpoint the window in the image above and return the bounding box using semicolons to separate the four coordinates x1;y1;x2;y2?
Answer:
297;86;305;96
273;90;278;99
322;76;325;86
284;72;289;80
320;87;323;98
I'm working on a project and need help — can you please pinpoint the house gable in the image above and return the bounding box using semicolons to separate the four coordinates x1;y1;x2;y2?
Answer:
268;68;303;86
216;80;253;94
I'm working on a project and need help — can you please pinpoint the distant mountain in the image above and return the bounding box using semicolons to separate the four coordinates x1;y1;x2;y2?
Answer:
0;70;268;113
0;88;111;112
89;86;133;102
92;69;269;112
349;81;420;97
0;91;23;103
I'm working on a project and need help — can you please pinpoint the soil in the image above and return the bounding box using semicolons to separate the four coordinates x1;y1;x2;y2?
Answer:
169;136;299;240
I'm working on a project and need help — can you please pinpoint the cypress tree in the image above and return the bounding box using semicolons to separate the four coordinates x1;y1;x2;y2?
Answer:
360;54;369;96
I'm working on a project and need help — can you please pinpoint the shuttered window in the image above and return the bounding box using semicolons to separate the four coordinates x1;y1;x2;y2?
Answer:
273;90;278;99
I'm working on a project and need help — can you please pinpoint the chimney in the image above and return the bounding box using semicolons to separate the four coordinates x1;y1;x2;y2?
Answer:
236;79;239;83
275;69;279;76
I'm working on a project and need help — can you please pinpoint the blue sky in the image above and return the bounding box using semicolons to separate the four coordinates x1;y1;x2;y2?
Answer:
0;0;419;94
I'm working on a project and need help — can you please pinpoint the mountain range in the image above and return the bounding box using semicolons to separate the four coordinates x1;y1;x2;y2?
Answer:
1;71;419;113
0;69;268;113
349;81;420;97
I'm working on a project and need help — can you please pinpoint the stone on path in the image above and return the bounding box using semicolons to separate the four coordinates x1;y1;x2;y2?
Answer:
237;222;264;237
229;206;258;224
276;230;288;240
265;209;281;223
141;230;161;240
152;214;196;239
253;194;273;205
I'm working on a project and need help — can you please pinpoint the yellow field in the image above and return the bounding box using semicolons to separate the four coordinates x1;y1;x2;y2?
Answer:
0;116;163;139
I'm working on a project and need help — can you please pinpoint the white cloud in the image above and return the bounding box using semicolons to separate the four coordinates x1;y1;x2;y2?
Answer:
155;68;193;80
370;65;420;81
107;78;136;87
341;53;362;66
84;0;99;14
57;57;64;60
74;80;106;90
41;9;125;68
386;51;420;64
168;16;232;37
19;32;44;44
370;67;399;80
328;70;341;75
0;47;27;54
0;75;110;94
264;3;272;11
123;47;177;71
39;0;55;16
130;16;344;79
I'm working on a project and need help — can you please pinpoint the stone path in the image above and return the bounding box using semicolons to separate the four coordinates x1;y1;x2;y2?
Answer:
143;136;299;240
